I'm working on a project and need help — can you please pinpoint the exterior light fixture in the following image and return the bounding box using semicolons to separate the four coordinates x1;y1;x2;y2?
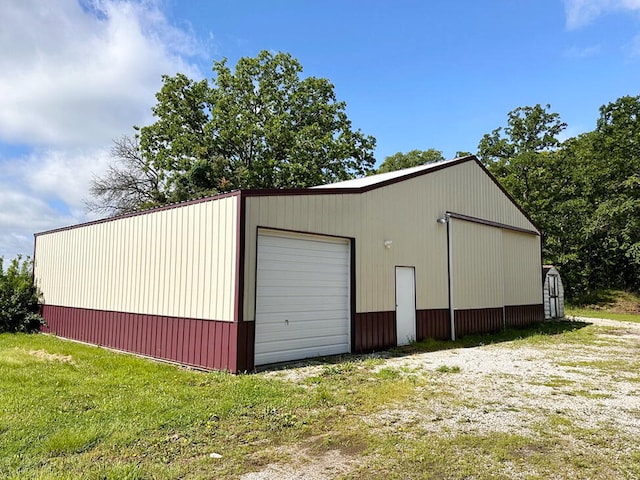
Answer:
384;240;393;249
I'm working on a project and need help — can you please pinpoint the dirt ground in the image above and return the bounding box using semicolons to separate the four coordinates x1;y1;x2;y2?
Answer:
244;317;640;479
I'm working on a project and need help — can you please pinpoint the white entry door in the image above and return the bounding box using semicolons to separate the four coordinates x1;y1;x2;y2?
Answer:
395;266;416;345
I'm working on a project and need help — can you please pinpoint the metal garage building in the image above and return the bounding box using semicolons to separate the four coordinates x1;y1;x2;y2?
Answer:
34;155;544;372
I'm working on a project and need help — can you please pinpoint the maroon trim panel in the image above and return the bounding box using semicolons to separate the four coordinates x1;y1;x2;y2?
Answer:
455;308;504;337
353;312;395;353
416;309;450;341
40;305;255;373
505;304;544;328
354;304;544;353
234;192;246;323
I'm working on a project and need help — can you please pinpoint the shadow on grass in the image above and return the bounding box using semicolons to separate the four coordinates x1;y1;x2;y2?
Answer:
394;319;590;356
257;319;591;373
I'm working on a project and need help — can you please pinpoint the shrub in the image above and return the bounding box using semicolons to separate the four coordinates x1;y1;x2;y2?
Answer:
0;255;44;333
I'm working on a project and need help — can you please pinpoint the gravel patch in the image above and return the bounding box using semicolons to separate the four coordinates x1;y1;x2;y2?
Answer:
368;317;640;436
254;317;640;478
240;448;357;480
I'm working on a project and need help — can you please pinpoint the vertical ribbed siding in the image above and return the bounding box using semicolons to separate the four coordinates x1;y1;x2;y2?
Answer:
505;304;544;327
353;312;395;353
34;195;238;321
416;309;450;340
455;308;504;336
452;220;504;309
41;305;255;372
503;230;543;306
243;160;540;322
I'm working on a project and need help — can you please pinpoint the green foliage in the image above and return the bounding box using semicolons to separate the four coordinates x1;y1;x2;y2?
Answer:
478;97;640;298
376;148;444;173
477;104;567;209
92;51;376;214
0;256;43;333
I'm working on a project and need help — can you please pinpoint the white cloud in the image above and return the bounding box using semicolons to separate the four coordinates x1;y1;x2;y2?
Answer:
564;0;640;29
0;0;203;147
0;147;112;259
0;183;74;261
0;0;206;260
25;148;112;211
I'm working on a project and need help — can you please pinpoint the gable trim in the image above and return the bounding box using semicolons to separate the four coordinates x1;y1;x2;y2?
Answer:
447;212;540;236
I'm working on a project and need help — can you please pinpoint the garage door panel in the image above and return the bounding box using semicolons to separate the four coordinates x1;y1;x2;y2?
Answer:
256;266;349;281
257;311;348;322
255;336;350;365
256;314;351;330
256;327;349;343
256;298;348;312
259;247;348;260
256;328;349;346
257;288;349;299
255;344;349;366
256;335;349;351
258;260;348;273
255;231;351;365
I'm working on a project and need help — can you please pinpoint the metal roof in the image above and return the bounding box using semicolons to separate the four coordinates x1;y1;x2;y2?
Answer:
312;158;455;189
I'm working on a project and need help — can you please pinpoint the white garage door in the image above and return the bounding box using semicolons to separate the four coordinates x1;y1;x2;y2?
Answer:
254;230;351;366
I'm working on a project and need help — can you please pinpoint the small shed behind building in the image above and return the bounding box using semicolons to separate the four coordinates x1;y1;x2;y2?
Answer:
543;266;564;319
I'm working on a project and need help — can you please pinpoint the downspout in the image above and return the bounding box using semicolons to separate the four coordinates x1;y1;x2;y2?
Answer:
438;213;455;341
446;214;455;341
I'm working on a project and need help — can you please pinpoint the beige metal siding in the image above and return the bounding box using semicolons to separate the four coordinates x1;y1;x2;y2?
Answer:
503;231;543;306
34;195;238;321
243;160;540;320
452;220;504;309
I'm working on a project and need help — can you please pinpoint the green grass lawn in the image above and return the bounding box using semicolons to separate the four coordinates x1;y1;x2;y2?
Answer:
565;289;640;323
564;308;640;323
0;334;415;479
1;319;639;479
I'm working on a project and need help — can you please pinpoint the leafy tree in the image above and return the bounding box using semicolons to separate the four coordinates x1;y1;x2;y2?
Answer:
543;134;598;296
585;96;640;292
0;256;43;333
478;104;567;207
455;151;473;158
377;149;444;173
91;51;376;213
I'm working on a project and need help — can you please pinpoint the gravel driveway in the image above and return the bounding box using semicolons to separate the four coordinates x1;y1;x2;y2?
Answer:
246;317;640;479
371;316;640;437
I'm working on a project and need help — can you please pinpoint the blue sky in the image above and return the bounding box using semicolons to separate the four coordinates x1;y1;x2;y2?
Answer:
1;0;640;259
